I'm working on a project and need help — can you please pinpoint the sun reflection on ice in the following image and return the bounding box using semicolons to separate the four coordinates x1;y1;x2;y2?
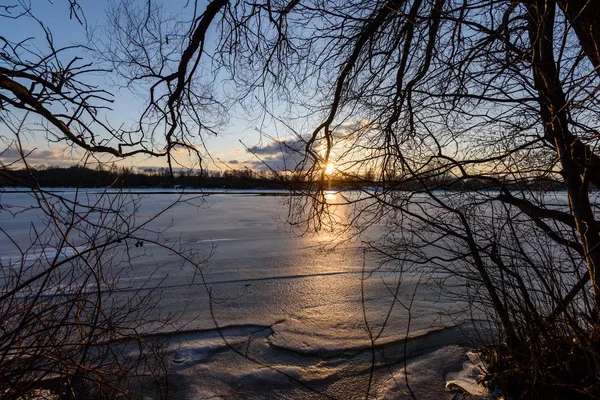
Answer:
324;191;337;201
310;190;353;245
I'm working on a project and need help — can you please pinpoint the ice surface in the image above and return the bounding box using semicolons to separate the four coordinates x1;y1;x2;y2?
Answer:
0;190;511;398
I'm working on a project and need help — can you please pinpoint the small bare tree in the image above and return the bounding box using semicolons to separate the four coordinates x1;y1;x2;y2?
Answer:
0;2;214;398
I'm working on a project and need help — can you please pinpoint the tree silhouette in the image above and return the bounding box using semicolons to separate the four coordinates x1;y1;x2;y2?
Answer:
3;0;600;397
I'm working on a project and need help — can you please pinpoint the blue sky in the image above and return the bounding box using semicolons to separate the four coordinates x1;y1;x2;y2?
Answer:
0;0;299;172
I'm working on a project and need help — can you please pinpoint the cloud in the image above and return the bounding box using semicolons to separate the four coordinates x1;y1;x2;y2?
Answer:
332;119;374;139
0;147;74;167
246;138;307;171
228;159;240;165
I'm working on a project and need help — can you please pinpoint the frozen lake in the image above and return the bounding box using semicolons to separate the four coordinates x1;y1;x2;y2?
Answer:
0;189;488;398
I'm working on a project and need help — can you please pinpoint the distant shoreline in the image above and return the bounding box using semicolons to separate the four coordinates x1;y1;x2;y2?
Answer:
1;165;572;192
0;187;299;196
0;187;575;200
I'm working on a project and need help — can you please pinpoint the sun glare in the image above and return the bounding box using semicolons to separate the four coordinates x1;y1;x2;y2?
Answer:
324;162;336;175
324;191;337;201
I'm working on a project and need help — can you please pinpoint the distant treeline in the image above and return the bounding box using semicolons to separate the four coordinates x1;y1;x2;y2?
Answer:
0;165;565;191
0;166;289;190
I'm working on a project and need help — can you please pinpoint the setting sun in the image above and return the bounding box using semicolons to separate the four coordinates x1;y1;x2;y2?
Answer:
324;162;336;175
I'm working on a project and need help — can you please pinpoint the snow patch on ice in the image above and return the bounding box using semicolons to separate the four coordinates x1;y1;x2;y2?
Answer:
269;315;458;355
1;245;88;265
194;238;238;243
169;339;226;369
268;362;342;382
379;345;466;400
445;351;489;397
268;315;371;354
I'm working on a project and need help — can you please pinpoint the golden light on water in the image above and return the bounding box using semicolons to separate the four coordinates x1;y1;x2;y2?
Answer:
324;162;336;175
